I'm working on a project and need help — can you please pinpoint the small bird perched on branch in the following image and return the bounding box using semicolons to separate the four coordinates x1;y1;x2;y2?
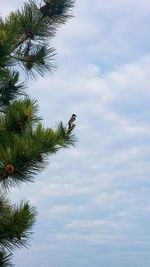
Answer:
68;114;77;129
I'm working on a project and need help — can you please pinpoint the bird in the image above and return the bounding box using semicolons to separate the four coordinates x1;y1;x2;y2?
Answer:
68;114;77;129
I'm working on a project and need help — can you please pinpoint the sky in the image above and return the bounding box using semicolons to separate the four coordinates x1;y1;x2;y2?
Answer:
1;0;150;266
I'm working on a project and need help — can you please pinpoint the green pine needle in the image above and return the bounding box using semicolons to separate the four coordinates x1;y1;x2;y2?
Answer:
0;250;13;267
0;71;25;107
0;199;37;250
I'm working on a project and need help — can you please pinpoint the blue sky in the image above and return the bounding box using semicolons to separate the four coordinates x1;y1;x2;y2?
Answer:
2;0;150;266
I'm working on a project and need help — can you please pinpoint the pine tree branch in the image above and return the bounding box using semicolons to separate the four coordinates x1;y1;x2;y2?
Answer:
11;34;28;53
7;0;74;53
0;70;25;107
0;199;37;250
0;250;13;267
10;16;44;53
10;45;56;77
0;0;74;77
0;117;76;188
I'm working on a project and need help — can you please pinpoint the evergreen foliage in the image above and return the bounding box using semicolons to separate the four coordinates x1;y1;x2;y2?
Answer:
0;250;13;267
0;0;76;265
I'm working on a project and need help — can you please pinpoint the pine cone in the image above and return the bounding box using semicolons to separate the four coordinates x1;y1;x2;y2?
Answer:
16;121;24;132
26;55;36;62
5;164;15;175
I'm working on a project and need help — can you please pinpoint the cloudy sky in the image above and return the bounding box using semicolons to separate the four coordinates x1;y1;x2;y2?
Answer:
2;0;150;266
